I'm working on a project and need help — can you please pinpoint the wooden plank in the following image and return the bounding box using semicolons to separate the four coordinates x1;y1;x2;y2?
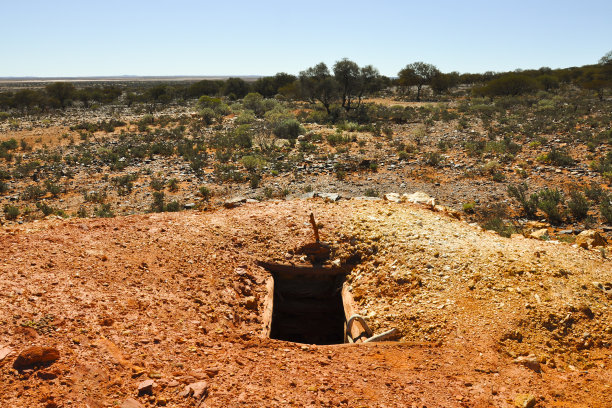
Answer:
342;282;368;343
260;277;274;338
257;261;352;276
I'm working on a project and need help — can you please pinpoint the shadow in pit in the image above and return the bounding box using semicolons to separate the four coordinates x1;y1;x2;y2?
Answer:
258;262;352;345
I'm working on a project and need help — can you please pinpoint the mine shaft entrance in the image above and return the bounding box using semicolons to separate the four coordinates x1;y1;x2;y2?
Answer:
259;262;349;345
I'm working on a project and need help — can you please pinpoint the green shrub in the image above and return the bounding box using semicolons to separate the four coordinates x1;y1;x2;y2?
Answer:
567;189;589;220
507;183;538;218
492;171;506;182
273;119;303;139
165;200;180;212
601;197;612;224
151;191;165;212
536;188;564;224
474;73;540;97
585;183;606;203
36;202;55;216
242;155;265;172
425;151;443;167
365;188;378;197
482;217;516;238
327;132;352;146
199;186;211;200
167;178;179;192
21;184;45;200
249;173;261;189
83;190;107;203
546;147;574;167
199;108;216;125
77;206;88;218
235;109;256;124
150;177;165;191
94;203;114;218
113;174;137;196
463;202;476;213
3;204;19;220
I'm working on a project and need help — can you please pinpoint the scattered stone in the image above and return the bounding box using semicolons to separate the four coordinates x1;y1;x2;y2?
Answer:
529;229;549;240
37;367;60;380
0;346;13;363
575;230;607;249
243;296;258;310
403;192;435;207
514;393;536;408
121;398;145;408
180;381;209;400
13;346;60;370
353;196;382;201
204;368;220;378
315;192;340;202
223;197;247;208
137;379;155;396
513;354;541;373
184;202;196;209
384;193;401;203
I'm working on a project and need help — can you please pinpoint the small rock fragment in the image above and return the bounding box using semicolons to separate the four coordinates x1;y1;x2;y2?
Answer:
384;193;401;203
204;368;220;378
243;296;258;311
13;346;59;370
0;346;14;363
402;191;436;207
180;381;209;400
121;398;145;408
223;197;247;208
529;229;549;240
514;393;536;408
138;379;155;396
575;230;607;249
513;354;541;373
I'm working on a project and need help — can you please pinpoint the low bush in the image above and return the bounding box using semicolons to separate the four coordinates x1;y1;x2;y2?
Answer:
3;204;19;220
507;183;538;218
536;188;564;224
567;189;590;220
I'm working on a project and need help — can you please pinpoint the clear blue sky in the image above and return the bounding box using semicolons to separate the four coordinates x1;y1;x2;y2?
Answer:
1;0;610;77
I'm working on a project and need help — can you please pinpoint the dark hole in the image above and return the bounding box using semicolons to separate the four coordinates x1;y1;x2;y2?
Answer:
270;272;346;345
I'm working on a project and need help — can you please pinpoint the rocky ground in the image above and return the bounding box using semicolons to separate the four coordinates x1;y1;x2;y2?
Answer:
1;198;610;407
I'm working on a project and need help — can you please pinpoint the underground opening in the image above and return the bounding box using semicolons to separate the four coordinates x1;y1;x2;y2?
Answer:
259;262;348;345
259;261;400;345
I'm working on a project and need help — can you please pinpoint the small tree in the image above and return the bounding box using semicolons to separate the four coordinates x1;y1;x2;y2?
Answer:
223;78;250;99
333;58;360;111
299;63;339;114
45;82;76;109
398;62;440;101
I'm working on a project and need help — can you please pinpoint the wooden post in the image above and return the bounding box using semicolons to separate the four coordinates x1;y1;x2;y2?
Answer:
342;282;368;343
260;277;275;338
309;213;320;243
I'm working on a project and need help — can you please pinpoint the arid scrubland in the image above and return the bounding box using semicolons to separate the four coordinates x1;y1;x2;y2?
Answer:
1;57;611;407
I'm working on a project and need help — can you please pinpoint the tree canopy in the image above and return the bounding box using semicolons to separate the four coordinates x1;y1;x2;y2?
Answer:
398;62;440;101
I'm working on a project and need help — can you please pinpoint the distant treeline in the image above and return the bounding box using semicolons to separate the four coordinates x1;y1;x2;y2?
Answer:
1;51;611;113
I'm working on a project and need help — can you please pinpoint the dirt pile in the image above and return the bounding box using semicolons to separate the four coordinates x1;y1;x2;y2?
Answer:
0;198;610;407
